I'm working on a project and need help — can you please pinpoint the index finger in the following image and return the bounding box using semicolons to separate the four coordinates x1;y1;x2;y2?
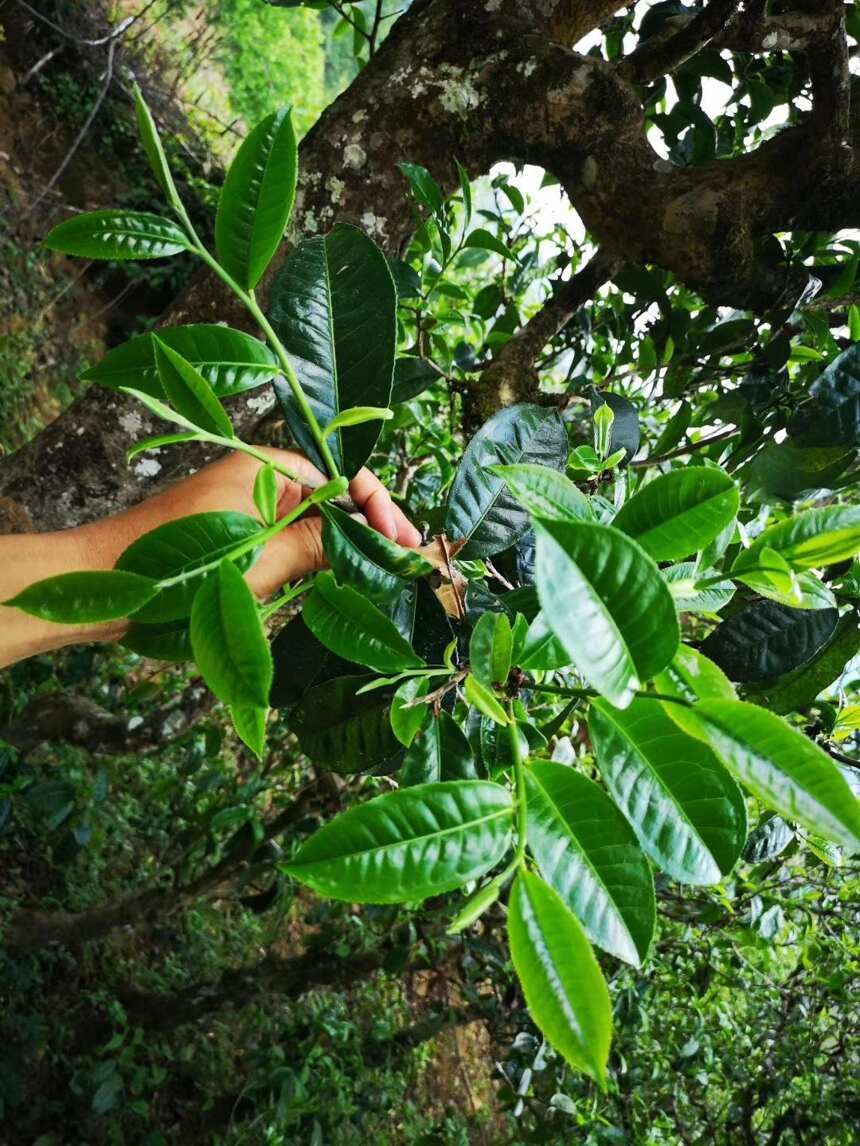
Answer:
349;468;422;547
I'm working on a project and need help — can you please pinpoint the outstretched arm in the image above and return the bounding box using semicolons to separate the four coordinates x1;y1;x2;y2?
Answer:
0;448;421;669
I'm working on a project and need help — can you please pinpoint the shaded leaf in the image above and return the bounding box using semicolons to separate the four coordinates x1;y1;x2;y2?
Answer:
270;223;396;475
446;404;568;559
303;572;424;674
401;711;478;785
701;601;839;683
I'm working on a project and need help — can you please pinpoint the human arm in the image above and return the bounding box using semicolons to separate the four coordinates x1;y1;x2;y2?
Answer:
0;448;421;669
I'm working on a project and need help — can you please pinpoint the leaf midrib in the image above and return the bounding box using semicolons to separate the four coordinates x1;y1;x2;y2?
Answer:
528;771;638;955
292;804;512;869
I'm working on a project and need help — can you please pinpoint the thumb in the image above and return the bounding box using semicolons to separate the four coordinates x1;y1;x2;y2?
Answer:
245;515;327;598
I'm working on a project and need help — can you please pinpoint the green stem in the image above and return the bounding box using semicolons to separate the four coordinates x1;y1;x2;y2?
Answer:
508;704;528;869
155;477;345;590
259;579;310;622
533;682;693;708
174;205;340;481
198;432;303;484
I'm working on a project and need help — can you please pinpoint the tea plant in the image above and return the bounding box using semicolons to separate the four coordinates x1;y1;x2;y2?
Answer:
7;88;860;1089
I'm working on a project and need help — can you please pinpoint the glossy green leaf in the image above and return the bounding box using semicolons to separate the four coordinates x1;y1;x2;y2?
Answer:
733;506;860;574
133;83;180;209
82;325;279;398
446;404;568;559
678;700;860;853
292;674;402;772
519;612;571;671
490;463;592;524
401;711;478;785
321;504;432;603
469;611;512;687
535;520;679;708
116;511;263;623
302;571;424;674
215;106;297;290
391;356;440;403
190;558;272;708
253;463;278;525
526;763;655;966
285;780;513;903
390;677;431;747
701;601;839;682
270;223;396;476
4;570;157;624
662;562;734;613
464;674;510;725
231;704;268;759
589;698;747;884
462;228;516;262
44;210;190;260
153;338;235;438
613;468;739;561
121;618;192;662
508;870;611;1088
653;644;735;704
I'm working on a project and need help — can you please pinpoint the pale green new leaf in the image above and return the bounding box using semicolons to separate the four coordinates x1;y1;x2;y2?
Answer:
490;463;592;524
526;763;655;966
508;870;611;1088
675;700;860;853
190;558;273;708
215;106;297;289
589;698;747;884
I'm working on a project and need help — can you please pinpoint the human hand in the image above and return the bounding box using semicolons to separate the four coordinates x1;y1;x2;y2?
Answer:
0;449;421;667
80;447;423;600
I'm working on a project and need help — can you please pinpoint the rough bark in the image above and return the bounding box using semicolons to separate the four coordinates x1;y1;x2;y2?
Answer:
1;0;856;531
3;681;213;754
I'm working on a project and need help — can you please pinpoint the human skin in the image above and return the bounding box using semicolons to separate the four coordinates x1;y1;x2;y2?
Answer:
0;447;421;669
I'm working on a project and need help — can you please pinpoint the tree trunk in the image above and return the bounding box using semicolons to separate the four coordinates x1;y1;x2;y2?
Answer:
2;0;857;532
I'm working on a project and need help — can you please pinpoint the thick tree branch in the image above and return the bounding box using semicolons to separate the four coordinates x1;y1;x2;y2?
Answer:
4;0;860;532
3;682;213;754
466;248;622;422
809;0;852;161
4;776;328;951
621;0;741;85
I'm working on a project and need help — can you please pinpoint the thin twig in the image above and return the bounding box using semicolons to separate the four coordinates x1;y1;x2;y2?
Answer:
26;22;130;215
